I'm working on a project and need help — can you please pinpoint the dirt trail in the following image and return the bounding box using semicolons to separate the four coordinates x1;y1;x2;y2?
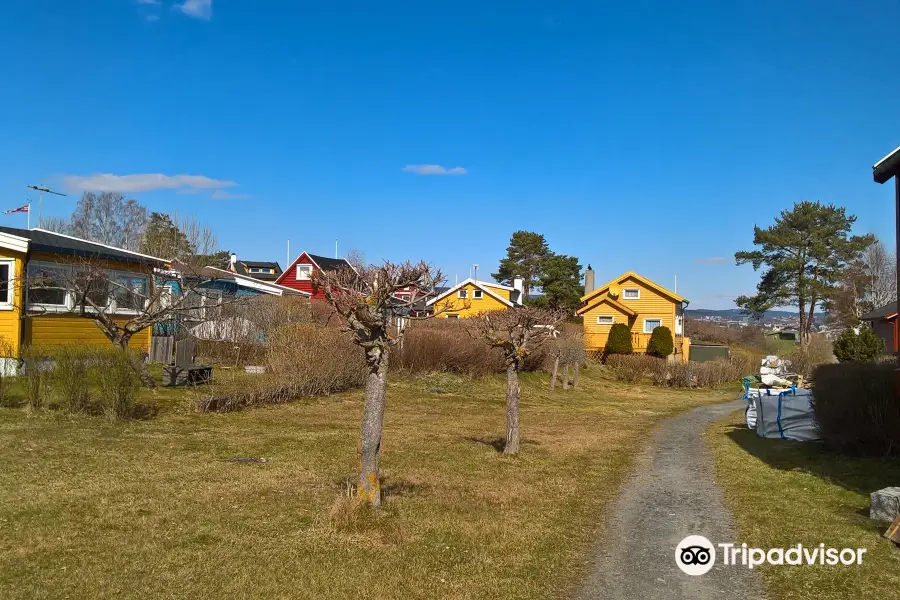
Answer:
576;401;767;600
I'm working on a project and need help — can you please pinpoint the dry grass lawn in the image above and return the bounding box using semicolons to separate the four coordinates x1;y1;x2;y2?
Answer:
1;366;729;599
709;412;900;600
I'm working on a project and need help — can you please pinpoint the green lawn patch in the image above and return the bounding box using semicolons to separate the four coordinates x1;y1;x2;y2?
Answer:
709;412;900;600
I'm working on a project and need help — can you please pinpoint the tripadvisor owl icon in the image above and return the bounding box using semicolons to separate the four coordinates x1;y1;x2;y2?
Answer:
676;535;716;576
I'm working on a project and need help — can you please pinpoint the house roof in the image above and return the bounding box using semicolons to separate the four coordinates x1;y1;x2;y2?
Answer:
199;266;310;296
273;251;355;286
874;146;900;184
575;294;638;317
860;302;897;321
425;278;514;308
240;260;281;270
232;260;283;281
0;226;168;266
580;271;686;304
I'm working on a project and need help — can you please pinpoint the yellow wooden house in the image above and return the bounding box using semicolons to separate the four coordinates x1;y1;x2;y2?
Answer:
576;270;690;361
427;278;524;318
0;227;168;370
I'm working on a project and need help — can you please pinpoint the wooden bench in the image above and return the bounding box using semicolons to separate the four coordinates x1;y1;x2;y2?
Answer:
162;338;213;387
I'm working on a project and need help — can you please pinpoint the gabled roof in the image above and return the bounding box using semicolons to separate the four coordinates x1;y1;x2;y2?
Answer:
200;266;311;297
580;271;686;304
860;302;897;321
576;294;638;317
232;260;283;281
274;251;354;286
240;260;281;270
0;226;168;266
425;278;514;308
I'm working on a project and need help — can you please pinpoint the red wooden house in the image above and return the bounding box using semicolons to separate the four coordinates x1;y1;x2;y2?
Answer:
274;252;354;299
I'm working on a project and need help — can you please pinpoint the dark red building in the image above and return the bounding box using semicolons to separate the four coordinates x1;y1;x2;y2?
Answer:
274;252;354;299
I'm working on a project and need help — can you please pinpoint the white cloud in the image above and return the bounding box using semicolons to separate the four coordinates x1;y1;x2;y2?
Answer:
402;164;467;176
178;0;212;20
695;256;731;265
211;190;250;200
65;173;237;194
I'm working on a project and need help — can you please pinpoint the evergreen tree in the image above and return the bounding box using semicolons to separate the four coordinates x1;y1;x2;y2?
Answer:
140;212;194;260
646;326;674;357
604;323;633;356
735;201;872;345
539;254;583;310
492;231;551;297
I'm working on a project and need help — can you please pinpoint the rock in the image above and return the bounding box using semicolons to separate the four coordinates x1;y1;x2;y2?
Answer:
870;487;900;522
227;457;272;464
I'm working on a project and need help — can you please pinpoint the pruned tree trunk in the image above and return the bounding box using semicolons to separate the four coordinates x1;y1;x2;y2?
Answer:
562;363;570;389
358;346;389;506
549;355;559;391
114;334;157;389
573;362;580;389
504;360;521;455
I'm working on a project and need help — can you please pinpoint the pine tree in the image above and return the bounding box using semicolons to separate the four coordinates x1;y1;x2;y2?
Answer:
492;231;551;297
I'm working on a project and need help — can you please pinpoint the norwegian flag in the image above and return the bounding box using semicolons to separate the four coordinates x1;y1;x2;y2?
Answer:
4;204;29;214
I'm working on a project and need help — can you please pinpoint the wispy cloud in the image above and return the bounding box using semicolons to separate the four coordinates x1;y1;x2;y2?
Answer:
402;164;467;176
65;173;237;194
178;0;212;20
210;190;250;200
695;256;731;265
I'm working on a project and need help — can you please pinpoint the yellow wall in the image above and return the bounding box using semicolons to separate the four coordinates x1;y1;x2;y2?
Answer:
0;250;26;357
23;315;151;351
434;282;511;318
582;275;678;354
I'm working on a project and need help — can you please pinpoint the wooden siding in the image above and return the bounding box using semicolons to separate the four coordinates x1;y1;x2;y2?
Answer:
434;283;511;318
582;274;678;355
24;315;151;351
273;253;323;298
0;250;25;356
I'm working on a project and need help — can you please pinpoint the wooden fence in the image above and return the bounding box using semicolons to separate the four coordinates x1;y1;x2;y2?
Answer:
149;336;174;364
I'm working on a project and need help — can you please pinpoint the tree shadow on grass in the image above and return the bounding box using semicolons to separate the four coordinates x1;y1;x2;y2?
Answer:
382;478;430;499
723;424;900;498
463;435;542;453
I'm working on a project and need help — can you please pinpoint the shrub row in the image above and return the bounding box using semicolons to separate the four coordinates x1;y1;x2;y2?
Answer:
19;345;147;419
607;354;752;388
812;362;900;456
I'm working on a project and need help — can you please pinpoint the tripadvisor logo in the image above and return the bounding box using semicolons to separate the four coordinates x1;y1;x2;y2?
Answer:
675;536;867;576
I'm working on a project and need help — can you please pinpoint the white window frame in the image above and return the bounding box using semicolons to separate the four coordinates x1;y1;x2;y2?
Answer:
596;315;614;325
472;289;483;299
446;313;460;319
458;289;468;299
25;260;151;315
0;260;14;310
643;318;662;334
622;288;640;300
296;264;313;281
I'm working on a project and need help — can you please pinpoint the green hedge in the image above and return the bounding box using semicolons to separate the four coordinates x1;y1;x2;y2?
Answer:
646;326;674;358
812;362;900;456
604;323;633;356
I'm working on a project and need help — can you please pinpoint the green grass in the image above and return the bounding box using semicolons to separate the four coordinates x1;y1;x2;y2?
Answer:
709;412;900;600
0;366;730;599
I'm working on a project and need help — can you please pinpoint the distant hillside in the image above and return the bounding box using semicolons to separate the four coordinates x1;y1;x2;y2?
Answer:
686;308;825;324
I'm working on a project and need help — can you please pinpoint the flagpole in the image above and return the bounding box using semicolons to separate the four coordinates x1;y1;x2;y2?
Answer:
27;203;30;229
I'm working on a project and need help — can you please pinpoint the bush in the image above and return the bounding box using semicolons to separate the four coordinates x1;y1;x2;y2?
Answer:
832;327;883;363
196;323;366;412
812;362;900;456
646;326;674;358
604;323;633;356
608;354;752;388
21;346;50;410
95;348;142;420
48;346;92;413
785;334;834;380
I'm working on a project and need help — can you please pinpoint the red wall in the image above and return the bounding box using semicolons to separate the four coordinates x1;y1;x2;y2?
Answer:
274;253;326;299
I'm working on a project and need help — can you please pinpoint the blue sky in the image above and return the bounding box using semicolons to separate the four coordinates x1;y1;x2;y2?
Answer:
2;0;900;309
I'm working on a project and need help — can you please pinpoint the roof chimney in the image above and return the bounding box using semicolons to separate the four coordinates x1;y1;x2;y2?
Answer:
229;253;238;269
513;277;524;305
584;264;595;295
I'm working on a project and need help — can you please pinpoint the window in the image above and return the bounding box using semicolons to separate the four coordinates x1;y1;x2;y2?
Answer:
447;313;460;319
296;264;313;280
596;315;614;325
249;267;261;273
644;319;662;334
75;269;111;308
623;288;640;299
472;289;483;299
27;263;69;307
0;261;13;308
113;275;149;311
458;289;468;299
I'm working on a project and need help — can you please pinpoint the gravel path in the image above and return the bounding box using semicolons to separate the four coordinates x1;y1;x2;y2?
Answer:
576;401;768;600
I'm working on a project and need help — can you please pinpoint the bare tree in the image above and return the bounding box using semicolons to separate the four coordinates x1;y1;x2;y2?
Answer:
829;236;898;326
70;192;148;251
140;212;218;270
469;307;566;454
315;260;446;507
39;216;72;235
345;248;367;271
861;238;897;310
